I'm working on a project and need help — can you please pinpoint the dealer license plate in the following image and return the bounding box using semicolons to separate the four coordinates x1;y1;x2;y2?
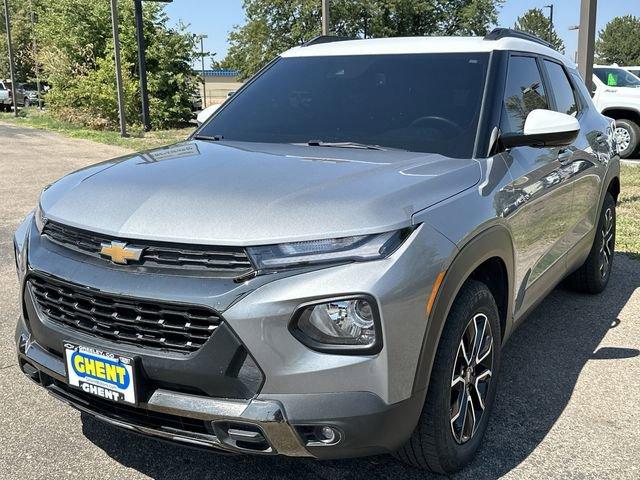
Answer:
64;343;136;405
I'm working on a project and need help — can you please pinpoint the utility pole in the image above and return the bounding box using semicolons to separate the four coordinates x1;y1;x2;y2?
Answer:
322;0;330;35
132;1;171;131
134;0;151;131
544;4;554;44
3;0;19;117
110;0;127;137
197;34;208;108
577;0;598;89
30;10;42;109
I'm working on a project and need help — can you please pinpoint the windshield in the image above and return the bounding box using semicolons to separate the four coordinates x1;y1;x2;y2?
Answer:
199;53;489;158
594;67;640;87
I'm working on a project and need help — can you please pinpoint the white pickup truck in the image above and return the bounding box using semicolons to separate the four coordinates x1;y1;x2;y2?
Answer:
0;81;10;111
592;66;640;158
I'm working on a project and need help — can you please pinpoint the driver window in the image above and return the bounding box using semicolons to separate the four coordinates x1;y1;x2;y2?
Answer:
500;56;549;135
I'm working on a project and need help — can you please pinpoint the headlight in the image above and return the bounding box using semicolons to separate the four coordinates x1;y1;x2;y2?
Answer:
35;202;46;233
290;297;382;354
247;229;410;272
14;211;34;278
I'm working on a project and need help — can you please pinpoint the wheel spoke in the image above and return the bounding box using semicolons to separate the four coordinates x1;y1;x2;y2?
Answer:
459;339;472;367
450;385;469;443
605;237;612;257
476;334;493;365
471;314;486;362
473;370;492;410
451;375;465;389
462;393;477;441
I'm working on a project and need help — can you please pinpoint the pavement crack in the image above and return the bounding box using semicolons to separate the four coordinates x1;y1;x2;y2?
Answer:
0;364;17;370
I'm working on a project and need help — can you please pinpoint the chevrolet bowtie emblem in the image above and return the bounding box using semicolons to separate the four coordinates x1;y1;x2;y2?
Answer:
100;241;144;265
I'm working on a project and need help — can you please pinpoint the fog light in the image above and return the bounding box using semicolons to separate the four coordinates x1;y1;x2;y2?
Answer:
318;426;337;444
291;297;381;353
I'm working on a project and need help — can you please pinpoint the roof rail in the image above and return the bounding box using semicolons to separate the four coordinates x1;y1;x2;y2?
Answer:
303;35;355;47
484;28;555;50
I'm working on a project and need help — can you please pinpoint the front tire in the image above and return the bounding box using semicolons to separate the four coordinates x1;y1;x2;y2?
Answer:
395;280;501;473
614;119;640;159
565;193;616;294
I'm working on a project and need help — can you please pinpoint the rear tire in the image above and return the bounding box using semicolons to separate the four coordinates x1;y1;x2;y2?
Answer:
614;119;640;159
565;193;616;294
395;280;501;473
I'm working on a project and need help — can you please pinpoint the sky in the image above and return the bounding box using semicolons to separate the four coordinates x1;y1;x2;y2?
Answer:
164;0;640;65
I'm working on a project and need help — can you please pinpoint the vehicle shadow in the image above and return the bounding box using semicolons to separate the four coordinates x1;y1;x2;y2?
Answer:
81;254;640;480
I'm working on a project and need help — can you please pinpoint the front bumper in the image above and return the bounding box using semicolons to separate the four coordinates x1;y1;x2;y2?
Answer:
16;317;424;458
14;217;456;458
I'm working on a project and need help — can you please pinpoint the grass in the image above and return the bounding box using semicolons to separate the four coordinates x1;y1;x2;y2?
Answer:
0;108;194;151
618;164;640;260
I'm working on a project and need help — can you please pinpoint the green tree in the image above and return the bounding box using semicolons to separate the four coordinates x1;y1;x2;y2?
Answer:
513;8;564;53
224;0;502;79
0;0;44;81
596;15;640;66
31;0;197;130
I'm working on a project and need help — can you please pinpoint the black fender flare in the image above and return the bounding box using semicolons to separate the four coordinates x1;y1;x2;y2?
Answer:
411;225;515;396
600;157;621;208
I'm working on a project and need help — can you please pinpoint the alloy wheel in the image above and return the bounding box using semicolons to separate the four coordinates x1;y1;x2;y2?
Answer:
614;127;631;153
450;313;494;444
599;207;614;278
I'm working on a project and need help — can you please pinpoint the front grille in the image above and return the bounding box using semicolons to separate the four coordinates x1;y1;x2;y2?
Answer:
42;221;254;277
29;275;223;353
49;380;210;435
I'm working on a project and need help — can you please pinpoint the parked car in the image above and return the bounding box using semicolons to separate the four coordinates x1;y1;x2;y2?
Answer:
196;93;236;125
21;81;48;106
14;29;619;474
0;80;31;110
622;66;640;78
591;66;640;158
196;103;221;125
0;83;9;108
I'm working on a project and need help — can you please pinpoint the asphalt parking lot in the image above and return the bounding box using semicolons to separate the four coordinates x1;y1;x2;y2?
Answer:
1;121;639;479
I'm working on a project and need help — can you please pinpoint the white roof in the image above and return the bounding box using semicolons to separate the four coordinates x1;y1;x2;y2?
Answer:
282;36;571;66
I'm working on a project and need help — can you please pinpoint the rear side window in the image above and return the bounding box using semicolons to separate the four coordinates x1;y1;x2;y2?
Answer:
570;72;594;106
544;60;578;116
500;56;549;134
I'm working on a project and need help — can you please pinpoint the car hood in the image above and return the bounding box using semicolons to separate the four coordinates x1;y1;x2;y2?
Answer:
40;141;480;246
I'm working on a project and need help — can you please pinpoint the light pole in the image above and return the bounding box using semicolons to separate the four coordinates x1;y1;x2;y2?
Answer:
196;34;208;108
110;0;127;137
544;4;554;44
569;25;579;64
322;0;330;35
3;0;19;117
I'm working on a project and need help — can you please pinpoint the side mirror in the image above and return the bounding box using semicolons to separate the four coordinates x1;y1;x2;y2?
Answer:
501;109;580;149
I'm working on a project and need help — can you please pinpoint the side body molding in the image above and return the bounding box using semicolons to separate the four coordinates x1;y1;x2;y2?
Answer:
411;225;515;396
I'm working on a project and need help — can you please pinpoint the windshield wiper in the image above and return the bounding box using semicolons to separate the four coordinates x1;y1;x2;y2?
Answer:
306;140;386;151
194;134;224;142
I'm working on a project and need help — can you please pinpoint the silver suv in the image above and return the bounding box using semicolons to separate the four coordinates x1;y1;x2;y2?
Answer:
14;29;619;473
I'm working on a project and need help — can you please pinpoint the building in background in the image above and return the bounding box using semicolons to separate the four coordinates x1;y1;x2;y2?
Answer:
198;69;243;107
